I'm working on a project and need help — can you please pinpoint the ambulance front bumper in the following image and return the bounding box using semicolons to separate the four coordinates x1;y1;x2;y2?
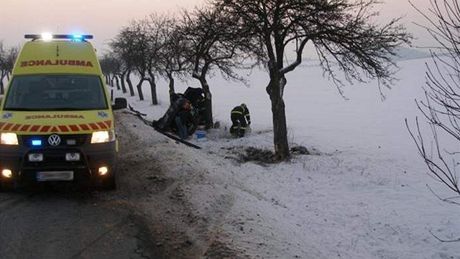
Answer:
0;141;116;185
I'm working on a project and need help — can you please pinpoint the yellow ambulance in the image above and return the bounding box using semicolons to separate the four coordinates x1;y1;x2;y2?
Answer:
0;34;127;190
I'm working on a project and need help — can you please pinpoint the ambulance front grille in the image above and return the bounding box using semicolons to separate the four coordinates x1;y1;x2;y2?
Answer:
23;149;86;168
20;134;90;148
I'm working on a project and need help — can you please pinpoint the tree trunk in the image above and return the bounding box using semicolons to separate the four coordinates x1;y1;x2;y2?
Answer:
267;74;290;161
126;71;135;96
147;71;158;105
115;75;121;90
136;77;145;101
198;76;213;129
148;78;158;105
0;79;4;95
0;72;5;95
120;72;127;94
167;73;175;104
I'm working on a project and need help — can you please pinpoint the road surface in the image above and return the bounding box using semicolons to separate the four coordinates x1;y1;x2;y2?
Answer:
0;188;157;259
0;112;242;259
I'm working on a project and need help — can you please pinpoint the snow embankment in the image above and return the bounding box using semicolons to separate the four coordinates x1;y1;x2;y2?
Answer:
114;111;459;259
112;57;460;258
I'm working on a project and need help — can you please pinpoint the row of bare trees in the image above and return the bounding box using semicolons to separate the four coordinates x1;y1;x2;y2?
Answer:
102;8;250;129
103;0;410;161
0;42;18;95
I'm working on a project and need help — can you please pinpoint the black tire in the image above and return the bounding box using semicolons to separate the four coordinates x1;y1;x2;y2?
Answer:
102;174;116;190
0;181;16;192
98;170;117;191
91;165;117;191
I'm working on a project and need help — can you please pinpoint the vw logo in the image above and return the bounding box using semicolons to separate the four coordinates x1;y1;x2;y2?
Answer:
48;134;61;146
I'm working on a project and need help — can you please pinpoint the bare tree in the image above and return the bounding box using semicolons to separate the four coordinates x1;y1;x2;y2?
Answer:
5;47;18;82
216;0;410;160
127;20;150;102
100;54;114;85
0;42;18;95
180;4;252;128
407;0;460;197
100;53;124;91
99;55;111;84
158;16;190;103
113;52;131;95
143;14;172;105
0;42;6;94
112;17;168;105
111;28;137;97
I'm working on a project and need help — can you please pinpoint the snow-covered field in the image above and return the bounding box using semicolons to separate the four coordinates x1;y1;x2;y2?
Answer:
115;57;460;258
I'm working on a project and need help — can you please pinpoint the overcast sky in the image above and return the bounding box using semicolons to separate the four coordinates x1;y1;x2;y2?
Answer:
1;0;434;54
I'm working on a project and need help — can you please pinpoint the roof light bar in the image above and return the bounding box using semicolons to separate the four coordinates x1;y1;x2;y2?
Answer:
24;34;94;41
41;32;53;42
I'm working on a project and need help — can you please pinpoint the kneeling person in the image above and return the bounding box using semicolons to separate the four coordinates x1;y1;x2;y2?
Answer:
175;100;195;139
230;103;251;138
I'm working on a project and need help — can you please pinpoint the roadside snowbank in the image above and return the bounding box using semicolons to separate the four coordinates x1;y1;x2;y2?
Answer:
114;57;460;258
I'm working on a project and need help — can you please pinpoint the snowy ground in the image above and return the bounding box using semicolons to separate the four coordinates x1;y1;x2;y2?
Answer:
113;57;460;259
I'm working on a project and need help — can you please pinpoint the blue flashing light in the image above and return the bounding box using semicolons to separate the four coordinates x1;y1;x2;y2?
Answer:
72;34;83;42
31;139;43;146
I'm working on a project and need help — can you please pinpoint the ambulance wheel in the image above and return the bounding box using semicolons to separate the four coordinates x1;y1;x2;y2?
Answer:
0;181;16;192
101;173;117;191
105;176;116;190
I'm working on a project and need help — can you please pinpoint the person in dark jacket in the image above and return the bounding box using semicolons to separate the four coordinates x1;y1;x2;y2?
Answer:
184;87;209;127
154;94;185;131
230;103;251;137
175;99;194;139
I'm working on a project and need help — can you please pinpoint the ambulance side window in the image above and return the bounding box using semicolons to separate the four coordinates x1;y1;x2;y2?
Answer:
4;79;24;107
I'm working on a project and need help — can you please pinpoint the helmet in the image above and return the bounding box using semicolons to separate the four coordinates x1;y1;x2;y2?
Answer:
241;103;247;108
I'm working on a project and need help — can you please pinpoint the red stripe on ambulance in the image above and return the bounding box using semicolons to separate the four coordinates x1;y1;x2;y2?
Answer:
30;125;40;132
40;126;51;133
11;124;21;131
20;125;31;132
69;125;79;132
3;123;13;131
89;123;99;130
58;125;69;132
79;124;90;131
97;122;107;129
103;120;112;128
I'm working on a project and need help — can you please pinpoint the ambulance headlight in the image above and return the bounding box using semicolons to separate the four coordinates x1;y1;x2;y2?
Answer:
1;133;19;145
91;130;115;144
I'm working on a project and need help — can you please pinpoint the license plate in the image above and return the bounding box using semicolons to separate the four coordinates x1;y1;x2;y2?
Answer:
37;171;74;182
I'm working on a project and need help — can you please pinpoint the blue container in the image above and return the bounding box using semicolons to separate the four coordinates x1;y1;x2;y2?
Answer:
195;130;207;141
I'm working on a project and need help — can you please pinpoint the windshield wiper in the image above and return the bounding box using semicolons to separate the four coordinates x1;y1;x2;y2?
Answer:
39;107;105;111
4;108;42;111
41;107;81;111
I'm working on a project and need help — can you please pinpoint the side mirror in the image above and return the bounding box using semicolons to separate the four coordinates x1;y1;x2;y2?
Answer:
112;98;127;110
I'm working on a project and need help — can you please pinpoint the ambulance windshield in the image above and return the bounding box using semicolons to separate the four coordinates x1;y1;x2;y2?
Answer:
4;75;108;111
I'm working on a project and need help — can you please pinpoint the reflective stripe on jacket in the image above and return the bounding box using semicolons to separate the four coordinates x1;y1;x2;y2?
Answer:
231;105;251;124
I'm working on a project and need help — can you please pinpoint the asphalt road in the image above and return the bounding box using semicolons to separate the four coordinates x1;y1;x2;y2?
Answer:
0;113;238;259
0;188;156;259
